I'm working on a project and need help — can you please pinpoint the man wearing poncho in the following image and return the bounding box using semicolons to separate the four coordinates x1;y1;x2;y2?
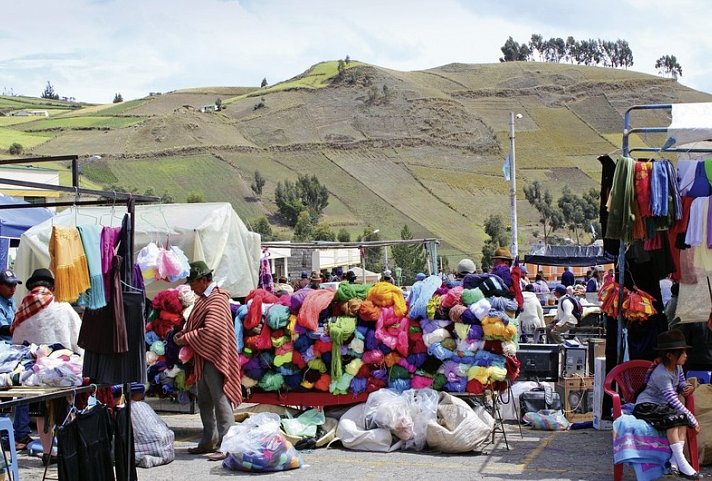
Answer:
174;261;242;457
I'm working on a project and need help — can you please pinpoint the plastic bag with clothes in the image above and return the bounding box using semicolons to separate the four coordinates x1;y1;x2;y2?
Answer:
220;412;303;472
364;388;439;450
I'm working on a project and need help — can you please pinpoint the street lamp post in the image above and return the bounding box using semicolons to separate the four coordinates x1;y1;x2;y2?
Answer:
361;229;379;283
509;113;522;258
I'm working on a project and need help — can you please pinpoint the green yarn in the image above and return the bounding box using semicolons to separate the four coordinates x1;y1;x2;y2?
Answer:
307;358;327;373
461;288;484;306
334;283;371;302
441;337;457;351
258;371;285;392
432;373;447;390
328;316;357;380
389;364;411;380
267;304;291;329
329;372;354;394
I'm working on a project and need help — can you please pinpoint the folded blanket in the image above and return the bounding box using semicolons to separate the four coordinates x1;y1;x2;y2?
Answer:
613;414;670;481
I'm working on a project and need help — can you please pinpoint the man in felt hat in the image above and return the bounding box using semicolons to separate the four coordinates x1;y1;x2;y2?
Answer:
10;267;82;461
0;269;21;343
174;261;241;459
546;284;580;344
491;247;513;288
345;270;358;284
307;271;322;289
293;271;310;291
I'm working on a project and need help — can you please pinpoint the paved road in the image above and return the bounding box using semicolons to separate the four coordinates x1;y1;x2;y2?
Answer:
17;410;711;481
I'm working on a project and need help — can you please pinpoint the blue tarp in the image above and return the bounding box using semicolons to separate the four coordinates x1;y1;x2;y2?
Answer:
0;194;53;239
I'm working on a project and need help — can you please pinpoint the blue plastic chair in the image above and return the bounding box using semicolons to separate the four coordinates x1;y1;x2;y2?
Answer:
0;416;20;481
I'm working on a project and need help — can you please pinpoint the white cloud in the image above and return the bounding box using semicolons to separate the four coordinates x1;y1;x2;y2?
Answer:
1;0;710;102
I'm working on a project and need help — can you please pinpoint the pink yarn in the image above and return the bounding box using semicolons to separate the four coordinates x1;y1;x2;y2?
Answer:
375;306;409;356
411;375;433;389
244;289;279;330
362;349;384;365
441;286;464;309
448;304;467;322
297;289;336;331
178;346;194;363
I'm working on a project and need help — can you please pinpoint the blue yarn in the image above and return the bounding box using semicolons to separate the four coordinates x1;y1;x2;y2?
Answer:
365;329;378;350
377;343;392;355
283;373;302;391
294;335;313;353
444;378;467;393
473;350;506;368
489;297;518;313
388;378;411;393
427;342;453;361
236;304;248;321
322;352;332;365
145;331;160;345
277;365;301;376
234;315;244;353
406;353;427;367
350;376;368;394
355;325;369;339
407;275;442;320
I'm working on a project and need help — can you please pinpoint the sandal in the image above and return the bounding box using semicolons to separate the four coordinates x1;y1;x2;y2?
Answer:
15;435;33;451
206;451;227;461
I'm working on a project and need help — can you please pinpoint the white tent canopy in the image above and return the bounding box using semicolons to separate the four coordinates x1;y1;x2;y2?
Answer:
15;202;261;298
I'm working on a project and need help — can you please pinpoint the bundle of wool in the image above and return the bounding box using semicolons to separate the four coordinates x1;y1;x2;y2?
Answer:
367;376;387;393
289;288;312;312
505;355;521;380
489;296;518;314
244;325;272;351
351;376;368;394
470;299;492;321
266;304;291;329
411;374;433;389
473;350;506;368
383;351;403;367
367;282;408;317
342;298;363;316
375;307;409;356
406;352;427;367
448;304;467;323
327;316;356;380
440;286;464;309
344;358;364;377
502;341;517;357
298;289;336;331
362;349;384;365
329;372;353;394
407;275;442;319
314;373;331;391
422;328;451;346
460;288;484;306
466;379;484;394
425;296;441;320
258;371;284;392
358;300;381;322
427;342;453;361
334;283;371;302
481;317;517;341
152;289;183;314
244;289;280;330
444;377;466;393
441;338;457;351
467;325;484;341
388;378;411;394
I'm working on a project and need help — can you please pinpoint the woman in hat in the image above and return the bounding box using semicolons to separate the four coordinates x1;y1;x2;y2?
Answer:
490;247;513;288
633;329;700;479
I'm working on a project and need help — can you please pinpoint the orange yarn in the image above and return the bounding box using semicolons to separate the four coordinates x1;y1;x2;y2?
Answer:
366;282;407;317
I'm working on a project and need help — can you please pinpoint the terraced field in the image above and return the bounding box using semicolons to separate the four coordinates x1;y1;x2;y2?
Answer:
3;60;712;264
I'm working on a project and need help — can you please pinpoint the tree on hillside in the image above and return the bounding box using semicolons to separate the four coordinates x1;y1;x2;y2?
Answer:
345;55;351;65
481;214;509;270
41;81;59;100
392;225;427;284
337;59;346;77
313;223;336;241
292;211;314;241
251;170;266;198
186;191;205;203
8;143;23;155
337;228;351;242
113;93;123;103
529;34;544;61
523;181;563;246
655;55;683;79
160;190;175;204
261;78;268;88
499;36;531;62
557;186;601;244
251;216;274;240
274;174;329;226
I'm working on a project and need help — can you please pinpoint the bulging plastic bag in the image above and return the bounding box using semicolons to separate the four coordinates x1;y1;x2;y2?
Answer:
281;408;325;438
220;412;303;472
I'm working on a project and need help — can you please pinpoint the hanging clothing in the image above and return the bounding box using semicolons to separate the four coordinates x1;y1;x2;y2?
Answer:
50;226;91;303
605;156;635;243
687;160;712;198
685;196;708;247
78;225;107;309
57;404;115;481
100;226;122;303
258;255;273;292
634;161;653;217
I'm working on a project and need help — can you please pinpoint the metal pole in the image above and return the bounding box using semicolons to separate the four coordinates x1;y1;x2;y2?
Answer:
509;112;519;258
384;246;388;271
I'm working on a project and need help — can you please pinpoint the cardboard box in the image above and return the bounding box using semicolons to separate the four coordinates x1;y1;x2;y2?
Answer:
587;339;606;376
556;375;594;422
592;357;612;430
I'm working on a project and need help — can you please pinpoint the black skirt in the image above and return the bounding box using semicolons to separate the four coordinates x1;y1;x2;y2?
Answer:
633;402;690;430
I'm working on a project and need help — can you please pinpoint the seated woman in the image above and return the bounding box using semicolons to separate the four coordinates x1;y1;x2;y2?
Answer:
633;330;700;480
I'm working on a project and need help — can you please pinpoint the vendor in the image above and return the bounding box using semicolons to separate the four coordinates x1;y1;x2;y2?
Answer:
546;285;579;344
10;268;83;465
174;261;242;459
345;270;358;284
307;271;322;289
0;269;20;343
491;247;513;288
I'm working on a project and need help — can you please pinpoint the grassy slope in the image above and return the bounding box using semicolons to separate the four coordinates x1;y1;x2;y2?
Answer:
4;61;712;263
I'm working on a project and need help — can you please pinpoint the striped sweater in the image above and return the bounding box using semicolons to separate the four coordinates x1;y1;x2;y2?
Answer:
182;286;242;406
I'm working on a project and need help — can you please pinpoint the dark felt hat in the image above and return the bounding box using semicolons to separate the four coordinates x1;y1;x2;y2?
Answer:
309;271;321;281
186;261;213;282
654;329;691;351
26;268;54;287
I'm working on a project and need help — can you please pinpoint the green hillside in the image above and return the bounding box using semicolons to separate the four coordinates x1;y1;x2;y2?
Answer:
3;60;711;265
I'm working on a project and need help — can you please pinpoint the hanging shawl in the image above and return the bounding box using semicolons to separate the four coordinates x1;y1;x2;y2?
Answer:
49;226;91;303
258;254;273;292
77;225;107;309
605;156;635;242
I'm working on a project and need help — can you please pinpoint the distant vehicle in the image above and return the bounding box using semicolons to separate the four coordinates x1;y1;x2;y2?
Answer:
319;282;341;290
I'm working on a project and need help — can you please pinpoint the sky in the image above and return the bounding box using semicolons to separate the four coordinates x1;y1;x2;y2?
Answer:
2;0;711;104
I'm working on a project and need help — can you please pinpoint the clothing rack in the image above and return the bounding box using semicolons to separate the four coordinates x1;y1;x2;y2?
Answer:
614;104;712;363
0;155;160;481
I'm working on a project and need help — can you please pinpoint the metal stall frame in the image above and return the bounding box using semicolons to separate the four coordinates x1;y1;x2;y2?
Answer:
617;103;712;362
0;155;159;481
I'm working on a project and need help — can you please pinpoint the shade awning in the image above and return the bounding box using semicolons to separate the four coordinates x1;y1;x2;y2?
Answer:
524;244;615;267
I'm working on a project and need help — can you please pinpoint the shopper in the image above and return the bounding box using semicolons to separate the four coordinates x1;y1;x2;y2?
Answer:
0;269;20;343
11;268;82;464
490;247;513;288
560;266;575;287
307;271;322;289
518;284;545;340
586;269;601;293
633;330;700;480
174;261;242;459
546;285;580;343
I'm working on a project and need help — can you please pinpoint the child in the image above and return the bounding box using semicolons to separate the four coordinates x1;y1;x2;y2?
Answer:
633;329;700;480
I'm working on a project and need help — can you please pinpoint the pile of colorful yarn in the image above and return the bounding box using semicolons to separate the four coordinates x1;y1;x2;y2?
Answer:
239;273;521;396
145;285;197;403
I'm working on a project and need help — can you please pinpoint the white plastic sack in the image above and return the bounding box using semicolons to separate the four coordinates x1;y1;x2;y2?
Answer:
335;403;401;452
131;401;175;468
676;277;712;324
425;392;494;453
364;389;413;441
498;381;542;421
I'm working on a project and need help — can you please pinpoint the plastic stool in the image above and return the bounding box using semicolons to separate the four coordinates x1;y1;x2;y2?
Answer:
0;417;20;481
687;370;711;384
